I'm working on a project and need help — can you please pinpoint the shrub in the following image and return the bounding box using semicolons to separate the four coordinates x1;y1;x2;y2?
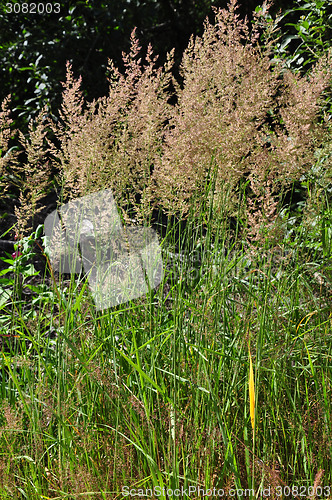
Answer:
264;0;332;74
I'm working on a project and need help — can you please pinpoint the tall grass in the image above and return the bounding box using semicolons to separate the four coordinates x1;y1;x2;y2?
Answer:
0;172;332;498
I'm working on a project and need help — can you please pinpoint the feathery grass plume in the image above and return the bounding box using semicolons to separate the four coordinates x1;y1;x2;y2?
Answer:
273;51;332;183
0;95;19;193
13;109;51;237
246;179;280;248
312;469;324;500
51;35;174;224
49;62;86;203
248;342;255;434
152;0;332;232
105;30;175;223
152;0;278;219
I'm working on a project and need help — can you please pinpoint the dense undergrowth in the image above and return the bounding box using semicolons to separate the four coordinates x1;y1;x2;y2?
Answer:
0;0;332;497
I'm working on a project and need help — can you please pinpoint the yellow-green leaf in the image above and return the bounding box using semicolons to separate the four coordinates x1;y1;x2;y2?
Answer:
248;345;255;432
